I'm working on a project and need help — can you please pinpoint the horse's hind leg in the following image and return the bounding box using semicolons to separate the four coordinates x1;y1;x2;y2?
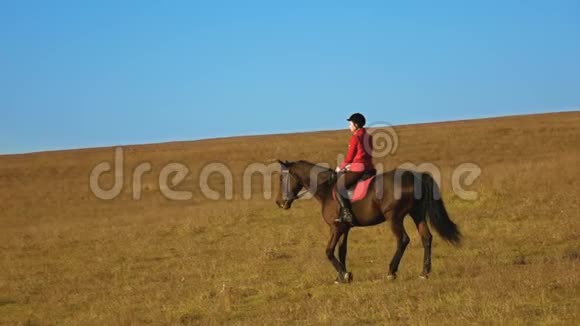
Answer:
387;210;410;280
411;208;433;279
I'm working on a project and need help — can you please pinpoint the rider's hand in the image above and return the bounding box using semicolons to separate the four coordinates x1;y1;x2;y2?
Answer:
335;166;342;173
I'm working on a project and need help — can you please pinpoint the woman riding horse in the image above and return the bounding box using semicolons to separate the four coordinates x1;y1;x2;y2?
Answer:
335;113;375;225
275;114;461;282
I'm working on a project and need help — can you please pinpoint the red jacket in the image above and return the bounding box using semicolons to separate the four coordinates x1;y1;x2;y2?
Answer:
339;128;374;172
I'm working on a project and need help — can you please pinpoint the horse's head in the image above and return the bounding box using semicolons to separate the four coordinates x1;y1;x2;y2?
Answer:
275;160;304;209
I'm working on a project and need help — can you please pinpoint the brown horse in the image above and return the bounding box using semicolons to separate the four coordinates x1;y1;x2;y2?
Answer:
275;160;461;283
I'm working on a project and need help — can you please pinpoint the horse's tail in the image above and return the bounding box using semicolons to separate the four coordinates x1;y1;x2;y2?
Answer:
421;173;461;245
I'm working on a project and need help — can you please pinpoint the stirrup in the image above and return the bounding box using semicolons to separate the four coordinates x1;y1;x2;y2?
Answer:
335;210;355;225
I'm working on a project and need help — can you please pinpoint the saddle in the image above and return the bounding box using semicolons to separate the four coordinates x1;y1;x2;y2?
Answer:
332;169;377;202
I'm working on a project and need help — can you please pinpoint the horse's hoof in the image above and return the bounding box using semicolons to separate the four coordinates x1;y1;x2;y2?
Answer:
419;274;429;280
387;274;397;281
334;272;353;284
334;278;347;285
344;272;353;283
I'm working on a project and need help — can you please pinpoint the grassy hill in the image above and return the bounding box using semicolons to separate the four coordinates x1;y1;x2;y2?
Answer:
1;111;579;324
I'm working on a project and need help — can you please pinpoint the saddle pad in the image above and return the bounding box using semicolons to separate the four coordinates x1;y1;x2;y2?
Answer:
333;176;376;202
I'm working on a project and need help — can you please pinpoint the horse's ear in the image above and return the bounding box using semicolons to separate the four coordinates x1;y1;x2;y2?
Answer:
277;159;286;166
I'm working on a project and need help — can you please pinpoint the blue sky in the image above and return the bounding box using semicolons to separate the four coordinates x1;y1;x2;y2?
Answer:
1;1;579;154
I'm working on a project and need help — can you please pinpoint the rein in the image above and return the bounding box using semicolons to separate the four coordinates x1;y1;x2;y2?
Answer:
281;166;336;201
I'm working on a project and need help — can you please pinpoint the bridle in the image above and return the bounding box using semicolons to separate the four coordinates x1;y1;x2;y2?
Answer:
281;167;309;201
281;166;337;202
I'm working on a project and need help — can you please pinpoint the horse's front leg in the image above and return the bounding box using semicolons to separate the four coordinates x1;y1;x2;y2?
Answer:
338;228;350;268
337;227;353;283
325;227;349;283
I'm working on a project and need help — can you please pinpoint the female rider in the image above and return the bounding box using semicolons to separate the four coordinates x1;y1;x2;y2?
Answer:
335;113;375;224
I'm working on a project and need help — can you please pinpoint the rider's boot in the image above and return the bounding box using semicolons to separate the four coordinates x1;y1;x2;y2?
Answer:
335;192;355;225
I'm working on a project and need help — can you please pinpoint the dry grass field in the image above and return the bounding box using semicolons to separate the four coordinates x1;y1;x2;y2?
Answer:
1;112;579;325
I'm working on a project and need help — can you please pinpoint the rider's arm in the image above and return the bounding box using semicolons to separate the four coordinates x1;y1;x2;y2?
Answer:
339;135;358;170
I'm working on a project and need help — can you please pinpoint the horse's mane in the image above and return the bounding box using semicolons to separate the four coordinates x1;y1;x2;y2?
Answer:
296;160;334;174
292;160;336;187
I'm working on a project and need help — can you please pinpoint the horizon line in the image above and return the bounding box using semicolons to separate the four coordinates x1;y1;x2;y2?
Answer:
1;109;578;157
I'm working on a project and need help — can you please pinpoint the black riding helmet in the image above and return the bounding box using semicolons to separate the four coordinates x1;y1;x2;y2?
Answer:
347;113;366;128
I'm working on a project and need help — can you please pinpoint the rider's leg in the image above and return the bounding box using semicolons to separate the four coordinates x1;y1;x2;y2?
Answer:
335;171;363;224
